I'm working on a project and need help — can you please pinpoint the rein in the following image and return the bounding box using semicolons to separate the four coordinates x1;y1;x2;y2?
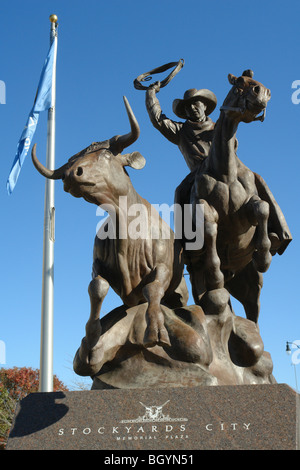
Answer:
133;59;184;90
220;100;266;122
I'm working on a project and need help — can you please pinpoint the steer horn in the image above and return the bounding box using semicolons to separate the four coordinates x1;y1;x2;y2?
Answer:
112;96;140;153
32;144;68;180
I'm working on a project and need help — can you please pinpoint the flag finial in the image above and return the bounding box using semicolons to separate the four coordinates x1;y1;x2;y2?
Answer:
49;14;58;23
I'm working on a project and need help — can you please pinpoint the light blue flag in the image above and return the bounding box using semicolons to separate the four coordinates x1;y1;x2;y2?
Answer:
7;38;56;195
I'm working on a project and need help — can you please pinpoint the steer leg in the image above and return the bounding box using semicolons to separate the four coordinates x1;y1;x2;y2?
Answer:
245;195;272;273
142;265;171;348
85;275;110;349
74;275;109;375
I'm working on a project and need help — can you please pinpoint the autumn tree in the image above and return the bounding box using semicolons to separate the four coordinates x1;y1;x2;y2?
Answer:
0;367;68;449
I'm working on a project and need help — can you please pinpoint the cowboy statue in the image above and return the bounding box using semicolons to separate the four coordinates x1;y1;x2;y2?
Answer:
134;61;291;257
146;82;217;172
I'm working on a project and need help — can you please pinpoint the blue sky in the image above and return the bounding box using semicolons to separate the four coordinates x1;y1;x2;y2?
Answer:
1;0;299;391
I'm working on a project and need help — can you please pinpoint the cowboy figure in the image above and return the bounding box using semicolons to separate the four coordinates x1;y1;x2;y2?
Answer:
146;82;217;172
145;80;291;256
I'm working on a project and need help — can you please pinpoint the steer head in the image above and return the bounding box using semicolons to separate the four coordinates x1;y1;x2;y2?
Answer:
32;97;146;205
221;70;271;123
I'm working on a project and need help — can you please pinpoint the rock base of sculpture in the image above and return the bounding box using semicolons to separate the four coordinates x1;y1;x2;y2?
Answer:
6;384;299;450
73;288;275;389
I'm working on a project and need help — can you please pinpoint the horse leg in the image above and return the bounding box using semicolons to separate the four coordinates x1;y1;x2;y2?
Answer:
188;200;224;303
226;261;263;323
142;264;171;348
245;195;272;272
200;200;224;291
163;275;189;309
185;258;207;305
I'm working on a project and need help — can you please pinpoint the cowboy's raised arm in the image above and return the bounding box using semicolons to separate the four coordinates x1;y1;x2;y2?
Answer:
146;82;181;145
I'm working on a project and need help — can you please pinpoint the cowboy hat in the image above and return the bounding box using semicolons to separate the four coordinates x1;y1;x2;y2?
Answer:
173;88;217;119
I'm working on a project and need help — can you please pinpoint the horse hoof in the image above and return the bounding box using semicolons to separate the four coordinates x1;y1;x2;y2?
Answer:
253;251;272;273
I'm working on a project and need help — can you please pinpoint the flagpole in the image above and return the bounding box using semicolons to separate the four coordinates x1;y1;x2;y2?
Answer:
39;14;58;393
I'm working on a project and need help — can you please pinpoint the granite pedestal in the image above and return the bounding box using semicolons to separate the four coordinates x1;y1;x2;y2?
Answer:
6;384;299;450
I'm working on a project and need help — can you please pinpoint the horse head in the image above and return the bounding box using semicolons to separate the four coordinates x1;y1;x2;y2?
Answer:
221;70;271;123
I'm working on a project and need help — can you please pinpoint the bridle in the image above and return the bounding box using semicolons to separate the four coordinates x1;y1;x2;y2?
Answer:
220;90;266;122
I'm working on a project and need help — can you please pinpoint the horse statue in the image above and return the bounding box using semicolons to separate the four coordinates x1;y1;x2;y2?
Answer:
183;70;291;323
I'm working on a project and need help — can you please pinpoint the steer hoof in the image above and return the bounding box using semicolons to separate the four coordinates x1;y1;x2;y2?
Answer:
144;307;171;348
143;325;171;348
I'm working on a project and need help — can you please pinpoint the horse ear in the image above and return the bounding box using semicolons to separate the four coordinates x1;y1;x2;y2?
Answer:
228;73;237;85
242;69;254;78
123;151;146;170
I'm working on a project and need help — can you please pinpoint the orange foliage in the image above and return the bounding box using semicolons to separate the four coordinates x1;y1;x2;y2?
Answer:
0;367;68;400
0;367;68;449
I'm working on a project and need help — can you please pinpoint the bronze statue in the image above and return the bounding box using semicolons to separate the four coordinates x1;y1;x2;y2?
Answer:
32;97;188;349
31;66;291;389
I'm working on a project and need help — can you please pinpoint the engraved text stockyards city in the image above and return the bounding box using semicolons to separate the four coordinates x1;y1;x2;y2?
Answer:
57;399;251;443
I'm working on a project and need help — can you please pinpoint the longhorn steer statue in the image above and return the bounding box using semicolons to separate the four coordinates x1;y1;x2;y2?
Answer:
32;97;188;348
185;70;291;323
